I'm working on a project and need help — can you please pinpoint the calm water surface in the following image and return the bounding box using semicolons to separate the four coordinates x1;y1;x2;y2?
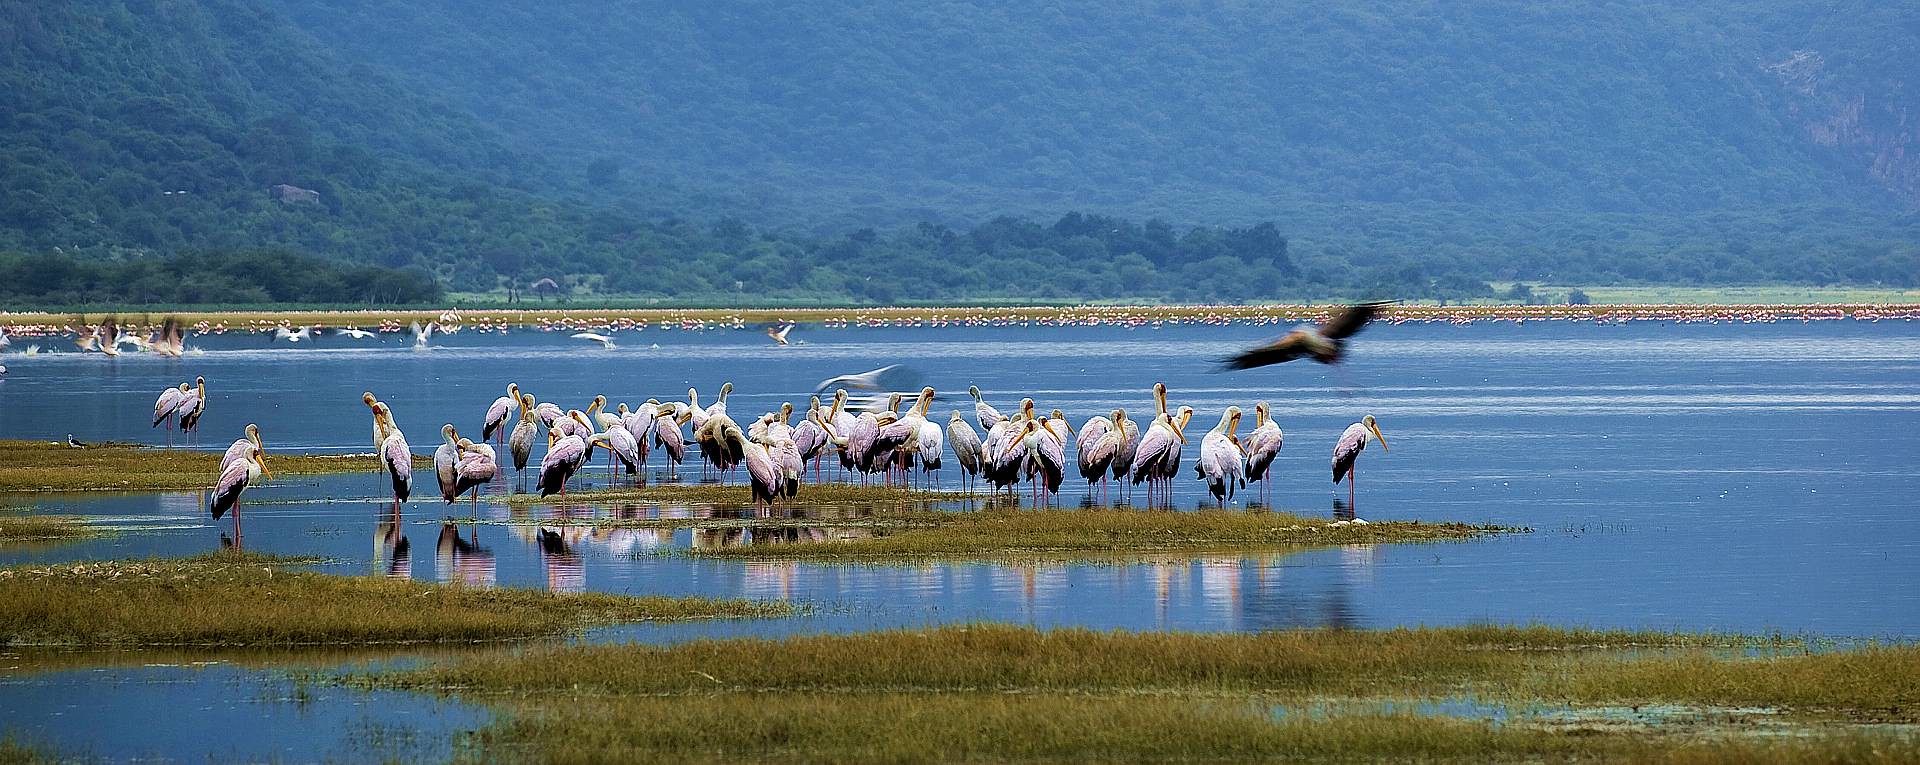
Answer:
1;320;1916;760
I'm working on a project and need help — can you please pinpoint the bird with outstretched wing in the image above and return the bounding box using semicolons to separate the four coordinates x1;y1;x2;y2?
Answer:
1221;301;1394;370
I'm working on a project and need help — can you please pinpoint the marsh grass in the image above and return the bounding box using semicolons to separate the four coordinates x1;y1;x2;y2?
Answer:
376;624;1918;763
0;515;100;544
0;554;787;647
686;506;1508;560
0;439;427;493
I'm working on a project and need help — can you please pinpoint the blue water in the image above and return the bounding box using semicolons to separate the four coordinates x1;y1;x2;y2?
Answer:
1;319;1917;760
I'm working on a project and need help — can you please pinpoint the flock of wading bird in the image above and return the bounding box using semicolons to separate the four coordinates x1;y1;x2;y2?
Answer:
184;303;1395;536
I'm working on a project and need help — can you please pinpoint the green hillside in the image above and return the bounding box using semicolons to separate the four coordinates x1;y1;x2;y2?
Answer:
272;0;1915;218
0;0;1915;305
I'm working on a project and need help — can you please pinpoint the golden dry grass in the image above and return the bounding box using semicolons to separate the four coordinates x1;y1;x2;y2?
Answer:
0;439;425;493
374;624;1920;764
0;551;787;648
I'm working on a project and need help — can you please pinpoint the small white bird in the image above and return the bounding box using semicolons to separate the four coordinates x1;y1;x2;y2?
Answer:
571;332;617;350
271;326;313;343
335;327;377;339
411;321;434;350
767;323;795;346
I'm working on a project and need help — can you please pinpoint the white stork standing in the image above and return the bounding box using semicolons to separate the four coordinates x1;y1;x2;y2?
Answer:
1332;414;1388;513
1195;407;1247;506
366;397;412;507
1243;402;1285;507
969;385;1005;431
209;426;270;544
508;393;539;476
153;383;192;445
482;383;521;445
452;438;498;512
947;412;982;495
1077;409;1126;505
434;424;463;503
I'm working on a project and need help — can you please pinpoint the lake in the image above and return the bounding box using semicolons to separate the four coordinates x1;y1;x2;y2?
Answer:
1;318;1916;759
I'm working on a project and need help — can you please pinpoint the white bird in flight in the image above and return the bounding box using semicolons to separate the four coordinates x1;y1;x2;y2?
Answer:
271;326;314;343
335;327;376;339
571;332;617;350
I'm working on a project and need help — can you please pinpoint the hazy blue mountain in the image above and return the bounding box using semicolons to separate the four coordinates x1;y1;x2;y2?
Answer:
271;0;1917;219
2;0;1914;304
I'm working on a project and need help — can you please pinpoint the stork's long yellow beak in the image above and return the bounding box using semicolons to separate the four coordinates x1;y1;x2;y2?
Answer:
255;452;272;480
1171;418;1187;444
1369;422;1389;454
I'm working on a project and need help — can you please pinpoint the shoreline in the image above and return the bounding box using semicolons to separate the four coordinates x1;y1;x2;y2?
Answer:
2;301;1917;335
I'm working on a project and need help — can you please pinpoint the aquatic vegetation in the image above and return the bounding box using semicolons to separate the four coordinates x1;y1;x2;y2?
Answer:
375;624;1920;763
684;506;1506;561
0;439;429;494
0;515;101;544
0;553;787;647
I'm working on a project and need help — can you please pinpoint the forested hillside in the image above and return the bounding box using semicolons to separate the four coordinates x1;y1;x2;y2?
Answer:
1;0;1914;305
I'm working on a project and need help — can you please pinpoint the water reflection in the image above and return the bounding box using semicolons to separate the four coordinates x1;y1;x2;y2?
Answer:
375;509;411;579
536;527;585;593
435;524;496;588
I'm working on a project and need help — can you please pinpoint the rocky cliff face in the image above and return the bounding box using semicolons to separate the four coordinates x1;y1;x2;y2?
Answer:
1771;49;1918;209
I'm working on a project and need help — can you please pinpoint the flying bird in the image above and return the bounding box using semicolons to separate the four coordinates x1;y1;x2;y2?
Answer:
270;326;314;343
571;332;617;349
410;321;434;350
767;323;796;345
335;327;377;339
1222;301;1393;370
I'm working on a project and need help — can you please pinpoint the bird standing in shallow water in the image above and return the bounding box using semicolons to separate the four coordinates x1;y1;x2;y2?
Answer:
452;438;497;512
1331;414;1388;514
1243;402;1284;507
482;383;521;445
365;395;411;507
210;425;271;544
1195;406;1247;506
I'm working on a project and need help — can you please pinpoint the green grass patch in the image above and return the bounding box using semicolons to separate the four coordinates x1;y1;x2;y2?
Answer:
0;553;787;648
685;506;1508;561
0;439;427;493
0;515;101;544
374;624;1920;763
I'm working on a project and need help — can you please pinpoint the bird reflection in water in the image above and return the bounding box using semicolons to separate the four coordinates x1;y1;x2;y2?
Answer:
1339;544;1380;585
1332;497;1357;522
436;523;496;588
743;562;799;600
375;507;411;579
1197;557;1244;627
537;527;585;592
595;504;671;555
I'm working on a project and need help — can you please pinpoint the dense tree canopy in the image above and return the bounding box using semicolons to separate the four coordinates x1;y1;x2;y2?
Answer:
0;0;1913;306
